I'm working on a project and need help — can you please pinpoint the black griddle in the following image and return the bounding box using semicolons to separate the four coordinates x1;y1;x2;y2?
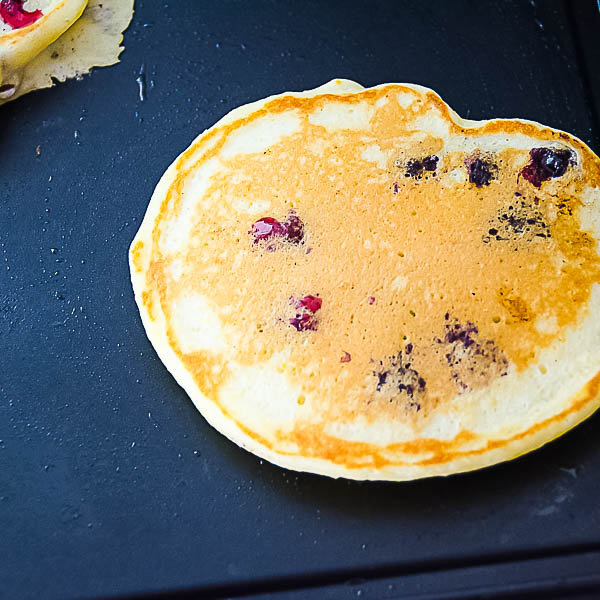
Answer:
2;2;600;598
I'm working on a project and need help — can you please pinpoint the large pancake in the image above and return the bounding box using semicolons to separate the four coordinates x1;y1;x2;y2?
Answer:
0;0;133;105
130;80;600;481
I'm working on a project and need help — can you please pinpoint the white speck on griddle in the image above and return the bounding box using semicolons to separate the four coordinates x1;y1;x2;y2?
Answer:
136;63;146;102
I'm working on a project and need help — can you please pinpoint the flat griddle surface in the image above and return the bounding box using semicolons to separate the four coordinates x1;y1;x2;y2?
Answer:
2;1;600;598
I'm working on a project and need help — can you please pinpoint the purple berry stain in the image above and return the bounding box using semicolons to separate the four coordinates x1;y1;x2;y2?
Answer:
290;295;322;331
372;345;425;409
520;147;574;188
437;315;508;391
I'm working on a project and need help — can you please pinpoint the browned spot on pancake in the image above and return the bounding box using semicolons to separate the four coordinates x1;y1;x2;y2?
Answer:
140;84;600;470
497;287;532;322
141;290;154;321
131;240;145;273
181;352;229;401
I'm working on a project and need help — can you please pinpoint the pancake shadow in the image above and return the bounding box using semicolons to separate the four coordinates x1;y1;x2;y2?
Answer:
225;408;600;521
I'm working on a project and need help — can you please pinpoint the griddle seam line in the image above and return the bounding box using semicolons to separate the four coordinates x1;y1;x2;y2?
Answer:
118;545;600;599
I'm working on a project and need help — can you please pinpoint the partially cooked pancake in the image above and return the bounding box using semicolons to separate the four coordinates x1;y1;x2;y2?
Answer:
130;80;600;480
0;0;133;105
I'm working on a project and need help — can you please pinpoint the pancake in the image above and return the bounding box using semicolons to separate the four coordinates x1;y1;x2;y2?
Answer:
0;0;133;105
130;79;600;481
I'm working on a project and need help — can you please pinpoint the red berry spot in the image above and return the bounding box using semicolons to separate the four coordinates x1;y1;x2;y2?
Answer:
520;147;574;188
368;296;376;305
1;0;43;29
340;351;352;363
251;217;285;240
250;214;304;246
297;295;322;313
290;295;322;331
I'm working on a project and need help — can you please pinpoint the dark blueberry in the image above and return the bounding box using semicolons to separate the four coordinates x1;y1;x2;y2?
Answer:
421;155;439;172
405;343;413;354
466;156;496;187
405;159;423;178
520;147;574;188
488;228;498;236
376;371;388;391
405;155;439;178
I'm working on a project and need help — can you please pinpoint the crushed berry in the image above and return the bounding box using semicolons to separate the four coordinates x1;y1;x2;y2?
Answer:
368;296;376;305
405;155;439;178
520;147;574;187
250;214;304;246
297;295;321;313
0;0;42;29
421;155;439;171
290;295;322;331
393;183;399;194
251;217;285;240
465;155;496;187
285;215;304;244
483;200;549;244
372;346;426;409
340;351;351;363
437;316;508;391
